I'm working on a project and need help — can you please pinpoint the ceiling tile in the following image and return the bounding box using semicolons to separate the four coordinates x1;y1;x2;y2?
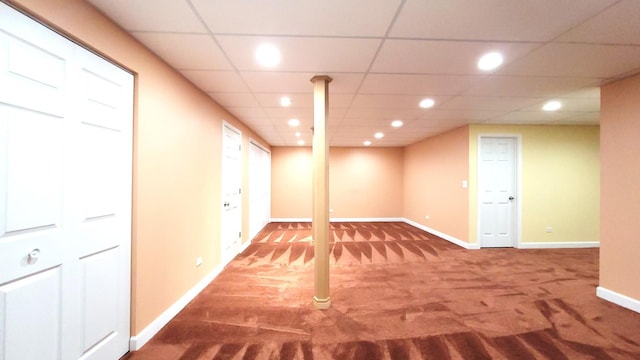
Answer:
464;76;601;97
360;74;481;95
181;70;249;92
344;107;424;122
560;87;600;99
216;35;381;72
242;72;363;94
88;0;206;33
87;0;639;147
389;0;617;41
351;94;452;109
254;93;312;108
556;0;640;45
500;43;640;78
192;0;401;37
521;98;600;112
133;33;231;70
263;107;314;124
439;96;543;112
564;112;600;124
419;109;505;123
371;40;538;74
490;110;585;124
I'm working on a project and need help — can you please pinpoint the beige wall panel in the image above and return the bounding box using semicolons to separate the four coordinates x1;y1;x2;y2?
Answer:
600;73;640;300
403;126;470;242
271;147;404;219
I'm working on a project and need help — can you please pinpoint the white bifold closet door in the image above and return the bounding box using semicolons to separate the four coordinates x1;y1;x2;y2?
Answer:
0;3;133;360
249;141;270;240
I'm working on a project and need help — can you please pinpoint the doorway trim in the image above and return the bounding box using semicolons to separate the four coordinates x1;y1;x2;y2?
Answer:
221;121;243;265
476;134;522;248
248;138;271;242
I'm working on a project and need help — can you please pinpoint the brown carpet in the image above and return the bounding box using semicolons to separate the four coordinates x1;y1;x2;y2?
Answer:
123;222;640;359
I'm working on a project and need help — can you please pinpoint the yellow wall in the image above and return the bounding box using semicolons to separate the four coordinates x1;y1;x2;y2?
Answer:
8;0;270;335
271;147;404;219
468;124;600;245
600;73;640;300
403;126;469;241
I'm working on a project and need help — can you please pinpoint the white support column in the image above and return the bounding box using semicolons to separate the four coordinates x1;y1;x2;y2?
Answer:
310;75;332;310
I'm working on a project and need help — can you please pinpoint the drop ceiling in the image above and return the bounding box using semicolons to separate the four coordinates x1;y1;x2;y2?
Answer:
87;0;640;147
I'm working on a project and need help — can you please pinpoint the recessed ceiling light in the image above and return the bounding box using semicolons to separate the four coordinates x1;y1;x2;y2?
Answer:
256;43;281;67
297;140;305;146
391;120;403;128
477;52;504;71
288;118;300;127
280;96;291;107
542;100;562;111
295;131;301;137
419;98;435;109
374;132;384;139
363;140;372;146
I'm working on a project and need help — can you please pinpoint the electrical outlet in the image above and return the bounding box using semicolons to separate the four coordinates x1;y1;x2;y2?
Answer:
196;257;203;267
425;215;430;220
545;227;553;233
329;208;334;213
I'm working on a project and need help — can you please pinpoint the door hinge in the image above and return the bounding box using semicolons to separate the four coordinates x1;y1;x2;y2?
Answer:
238;231;242;238
239;188;242;194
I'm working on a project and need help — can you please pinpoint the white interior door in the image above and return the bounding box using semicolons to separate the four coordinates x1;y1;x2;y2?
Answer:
221;123;242;264
249;141;270;240
0;3;132;360
478;137;518;248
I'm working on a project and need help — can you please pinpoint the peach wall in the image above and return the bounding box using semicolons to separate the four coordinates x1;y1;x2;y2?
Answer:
271;147;404;219
403;126;470;242
8;0;269;334
271;147;313;218
330;147;404;218
468;125;600;246
600;73;640;300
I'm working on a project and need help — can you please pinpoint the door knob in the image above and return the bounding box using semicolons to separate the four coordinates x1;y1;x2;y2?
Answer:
27;248;40;265
224;202;229;207
508;196;514;200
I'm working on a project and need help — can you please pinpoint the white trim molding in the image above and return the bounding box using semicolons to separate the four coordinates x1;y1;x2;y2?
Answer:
597;286;640;314
270;218;312;222
518;241;600;249
129;264;224;351
330;217;405;222
270;217;405;223
240;237;253;252
404;219;480;250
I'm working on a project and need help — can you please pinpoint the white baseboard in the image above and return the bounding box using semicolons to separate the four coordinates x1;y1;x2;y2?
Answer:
597;286;640;314
129;263;224;351
240;237;253;252
403;218;480;249
330;217;405;222
270;217;405;223
518;241;600;249
270;218;312;222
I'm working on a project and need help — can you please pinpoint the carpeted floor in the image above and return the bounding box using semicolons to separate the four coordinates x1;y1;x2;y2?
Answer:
123;222;640;359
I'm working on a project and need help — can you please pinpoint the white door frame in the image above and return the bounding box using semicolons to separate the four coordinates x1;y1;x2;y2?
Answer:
221;121;242;264
477;134;522;248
